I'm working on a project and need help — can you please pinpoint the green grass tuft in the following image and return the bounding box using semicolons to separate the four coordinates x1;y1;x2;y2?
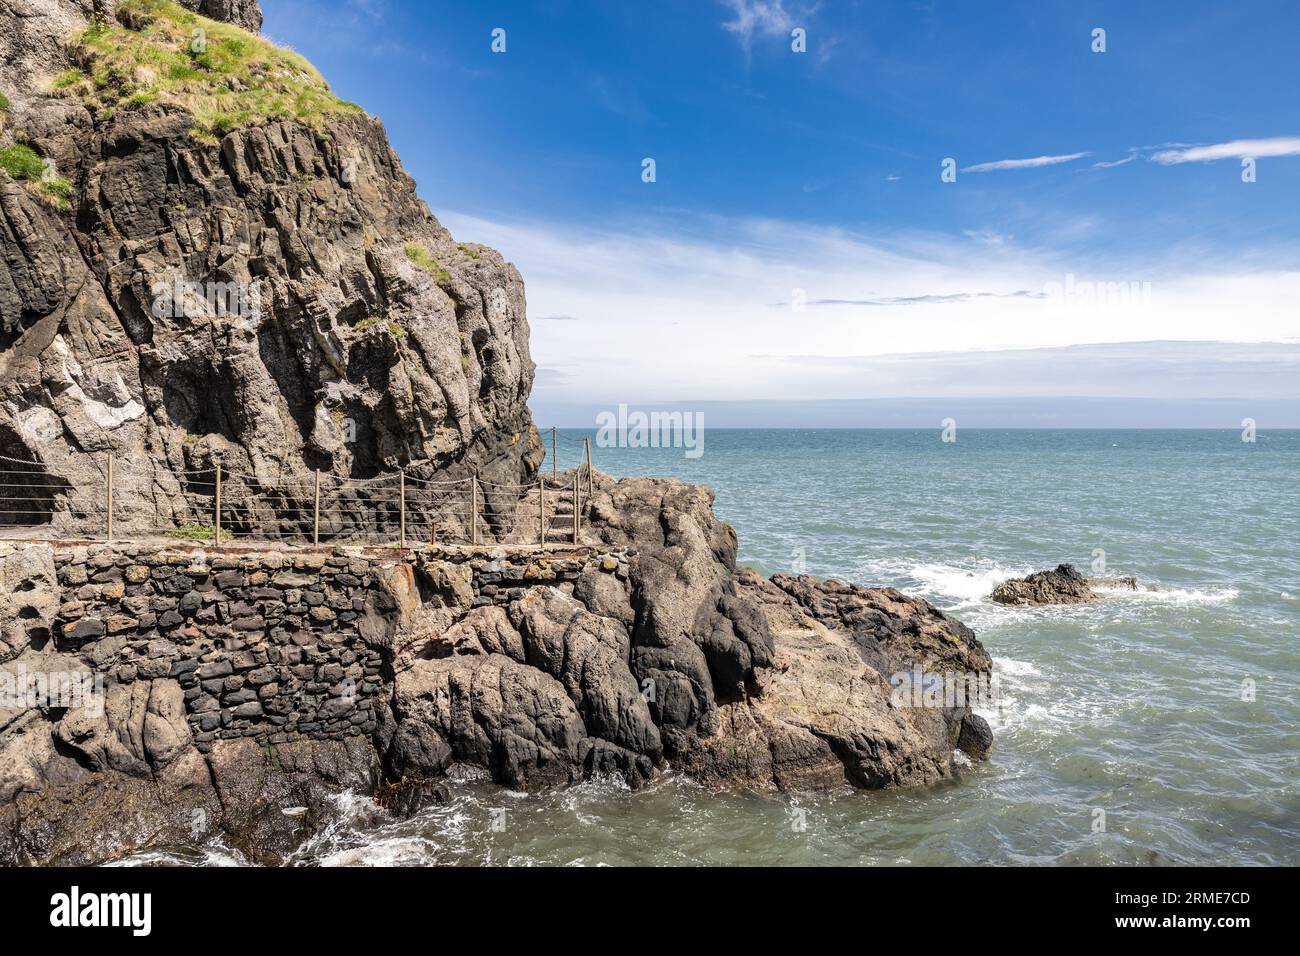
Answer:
52;69;82;90
0;91;10;112
39;176;74;208
57;0;362;141
355;316;407;338
165;523;231;542
404;242;451;284
0;144;44;180
0;144;73;209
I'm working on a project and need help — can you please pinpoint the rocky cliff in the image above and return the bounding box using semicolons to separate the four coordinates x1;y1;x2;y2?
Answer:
1;0;540;539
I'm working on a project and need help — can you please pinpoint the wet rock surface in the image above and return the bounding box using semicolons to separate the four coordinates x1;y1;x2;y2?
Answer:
991;563;1096;605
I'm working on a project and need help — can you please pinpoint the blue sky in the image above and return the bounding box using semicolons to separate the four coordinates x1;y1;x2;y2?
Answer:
263;0;1300;422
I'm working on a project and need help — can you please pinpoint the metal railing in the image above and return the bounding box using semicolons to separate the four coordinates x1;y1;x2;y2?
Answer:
0;430;596;549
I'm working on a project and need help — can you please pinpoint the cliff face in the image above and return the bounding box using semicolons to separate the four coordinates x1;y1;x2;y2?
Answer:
1;0;540;538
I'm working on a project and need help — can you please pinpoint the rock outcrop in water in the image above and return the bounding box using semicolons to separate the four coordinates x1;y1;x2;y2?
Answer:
0;0;995;865
385;473;993;796
991;563;1096;605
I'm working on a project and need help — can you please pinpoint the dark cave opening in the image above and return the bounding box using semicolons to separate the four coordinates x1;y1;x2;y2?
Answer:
0;424;73;527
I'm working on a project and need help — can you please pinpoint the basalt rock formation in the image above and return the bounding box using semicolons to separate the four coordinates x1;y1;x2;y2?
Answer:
383;472;993;801
1;473;993;864
1;0;540;539
991;563;1096;606
0;0;996;866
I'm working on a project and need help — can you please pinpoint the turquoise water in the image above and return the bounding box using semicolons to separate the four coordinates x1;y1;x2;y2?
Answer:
126;429;1300;866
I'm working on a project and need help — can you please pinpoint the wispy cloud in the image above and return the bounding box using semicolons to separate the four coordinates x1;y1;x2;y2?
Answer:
785;290;1045;308
437;209;1300;403
589;75;649;124
268;0;435;64
346;0;388;18
719;0;798;56
964;152;1090;173
536;314;580;321
963;229;1011;248
1150;136;1300;164
747;341;1300;400
1093;153;1137;169
953;137;1300;173
533;367;572;386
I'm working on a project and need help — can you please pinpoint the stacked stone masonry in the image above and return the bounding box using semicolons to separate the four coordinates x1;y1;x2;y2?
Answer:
48;543;629;752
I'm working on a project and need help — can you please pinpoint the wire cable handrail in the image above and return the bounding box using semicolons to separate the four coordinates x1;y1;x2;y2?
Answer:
0;427;595;548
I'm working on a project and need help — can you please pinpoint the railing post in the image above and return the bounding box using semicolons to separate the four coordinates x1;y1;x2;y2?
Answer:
312;469;321;546
551;426;557;480
470;476;479;547
537;478;544;547
584;436;593;499
105;454;114;542
571;471;579;545
213;463;222;547
399;468;406;549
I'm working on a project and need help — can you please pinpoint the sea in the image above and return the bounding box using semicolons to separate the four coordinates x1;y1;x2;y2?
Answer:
117;429;1299;866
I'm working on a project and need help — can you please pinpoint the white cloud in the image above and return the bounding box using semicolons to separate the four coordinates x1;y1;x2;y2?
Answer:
963;229;1011;247
963;152;1090;173
1150;136;1300;164
720;0;797;55
1093;154;1137;169
752;341;1300;399
436;210;1300;403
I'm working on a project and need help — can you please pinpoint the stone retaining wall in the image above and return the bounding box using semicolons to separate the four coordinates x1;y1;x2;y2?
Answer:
43;543;631;752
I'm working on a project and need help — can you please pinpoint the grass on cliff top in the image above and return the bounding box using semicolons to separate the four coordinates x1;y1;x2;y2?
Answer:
0;143;74;209
57;0;362;141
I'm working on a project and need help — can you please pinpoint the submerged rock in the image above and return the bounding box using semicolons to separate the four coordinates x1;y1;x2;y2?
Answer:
991;564;1096;605
1088;576;1138;591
